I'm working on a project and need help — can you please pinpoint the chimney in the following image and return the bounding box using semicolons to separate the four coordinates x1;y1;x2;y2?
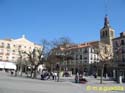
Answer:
120;32;125;37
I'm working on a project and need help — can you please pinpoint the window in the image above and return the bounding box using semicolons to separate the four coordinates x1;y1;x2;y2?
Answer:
115;41;118;47
121;40;124;45
7;43;10;48
91;48;94;53
0;49;3;53
80;55;82;60
105;31;108;36
84;57;87;60
122;56;125;62
84;61;87;63
7;50;10;53
12;57;15;60
76;55;78;60
6;50;10;55
29;47;31;49
13;45;16;47
94;55;97;60
91;57;93;60
0;42;4;48
122;48;125;53
12;50;15;55
18;45;21;48
6;57;9;61
0;56;2;60
84;48;88;53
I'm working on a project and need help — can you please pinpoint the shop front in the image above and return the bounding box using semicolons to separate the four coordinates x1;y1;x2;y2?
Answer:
115;64;125;83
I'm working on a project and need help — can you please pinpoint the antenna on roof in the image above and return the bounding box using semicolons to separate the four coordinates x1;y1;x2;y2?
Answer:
104;0;108;16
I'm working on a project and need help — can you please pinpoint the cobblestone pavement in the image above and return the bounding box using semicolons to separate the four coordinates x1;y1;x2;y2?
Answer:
0;71;125;93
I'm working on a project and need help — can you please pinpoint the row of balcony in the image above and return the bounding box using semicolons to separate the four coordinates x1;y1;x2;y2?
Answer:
0;45;32;49
0;45;11;48
0;53;16;55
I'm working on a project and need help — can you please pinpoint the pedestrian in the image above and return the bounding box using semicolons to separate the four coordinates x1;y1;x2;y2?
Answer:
93;72;97;78
50;72;54;80
11;70;14;76
53;72;57;80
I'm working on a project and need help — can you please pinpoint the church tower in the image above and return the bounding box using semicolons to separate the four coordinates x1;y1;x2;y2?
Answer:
100;15;115;46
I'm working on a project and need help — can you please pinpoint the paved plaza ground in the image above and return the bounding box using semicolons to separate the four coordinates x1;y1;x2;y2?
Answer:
0;71;125;93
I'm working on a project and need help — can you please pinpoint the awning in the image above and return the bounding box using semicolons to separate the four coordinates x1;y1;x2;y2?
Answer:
0;62;4;69
0;61;16;70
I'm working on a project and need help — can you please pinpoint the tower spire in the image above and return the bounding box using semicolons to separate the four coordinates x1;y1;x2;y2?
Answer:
104;15;110;28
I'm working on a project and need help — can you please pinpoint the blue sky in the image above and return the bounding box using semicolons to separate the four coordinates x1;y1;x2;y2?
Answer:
0;0;125;44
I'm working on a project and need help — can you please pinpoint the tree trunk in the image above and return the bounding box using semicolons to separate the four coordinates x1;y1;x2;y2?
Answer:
33;69;37;79
50;64;52;72
19;64;23;76
32;65;38;79
100;64;104;84
30;67;33;78
57;70;60;82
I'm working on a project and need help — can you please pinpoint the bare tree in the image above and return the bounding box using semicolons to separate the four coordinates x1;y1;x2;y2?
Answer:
45;37;74;81
46;37;73;68
21;39;51;79
23;48;43;78
51;37;73;48
16;50;27;76
98;44;113;84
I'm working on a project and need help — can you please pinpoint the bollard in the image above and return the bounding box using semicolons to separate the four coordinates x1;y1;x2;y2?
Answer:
119;76;122;84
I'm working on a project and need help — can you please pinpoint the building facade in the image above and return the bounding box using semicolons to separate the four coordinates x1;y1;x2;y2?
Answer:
113;32;125;82
0;35;42;63
52;16;114;75
53;42;99;74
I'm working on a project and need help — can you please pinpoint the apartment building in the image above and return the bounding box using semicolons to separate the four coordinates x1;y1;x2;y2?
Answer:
0;35;42;63
52;42;100;75
113;32;125;82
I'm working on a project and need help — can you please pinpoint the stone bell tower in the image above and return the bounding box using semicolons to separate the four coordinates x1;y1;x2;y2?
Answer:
100;15;115;46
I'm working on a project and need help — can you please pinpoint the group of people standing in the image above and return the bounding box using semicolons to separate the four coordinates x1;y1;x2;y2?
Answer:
40;70;58;80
